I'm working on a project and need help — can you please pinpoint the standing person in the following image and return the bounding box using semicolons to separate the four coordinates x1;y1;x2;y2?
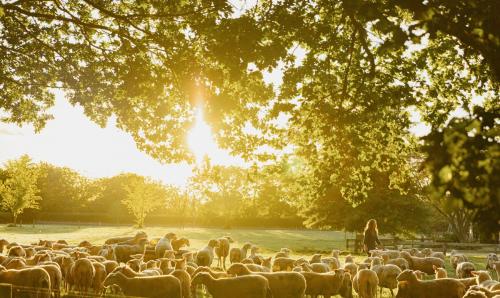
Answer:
363;219;382;256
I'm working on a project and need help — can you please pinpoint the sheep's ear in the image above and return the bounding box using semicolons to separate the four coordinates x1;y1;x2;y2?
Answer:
471;271;478;276
398;281;408;289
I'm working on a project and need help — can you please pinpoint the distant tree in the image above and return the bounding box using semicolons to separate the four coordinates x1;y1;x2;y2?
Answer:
122;177;167;228
0;155;42;226
37;163;91;213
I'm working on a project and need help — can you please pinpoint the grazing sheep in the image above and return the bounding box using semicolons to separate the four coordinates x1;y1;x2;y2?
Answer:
155;232;177;258
7;246;26;257
172;237;191;251
450;252;469;270
371;263;402;297
400;251;445;275
431;252;446;260
214;236;233;269
382;255;410;270
92;261;106;295
249;246;264;265
171;269;191;298
301;269;346;298
273;257;297;272
353;269;378;298
71;258;95;293
275;248;291;259
457;261;477;278
196;239;219;267
191;271;271;298
0;265;51;298
103;271;182;298
229;243;252;264
486;254;499;270
227;263;306;298
396;269;466;298
114;238;148;263
472;270;500;291
434;264;448;278
343;262;358;280
466;285;500;298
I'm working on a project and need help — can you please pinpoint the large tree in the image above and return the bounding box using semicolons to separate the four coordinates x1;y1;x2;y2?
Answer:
1;0;497;235
122;176;168;228
0;155;42;225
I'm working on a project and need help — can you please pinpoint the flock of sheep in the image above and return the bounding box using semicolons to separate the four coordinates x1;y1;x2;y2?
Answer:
0;231;499;298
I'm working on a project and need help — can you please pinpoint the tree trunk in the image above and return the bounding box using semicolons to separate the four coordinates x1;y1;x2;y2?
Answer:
12;213;17;227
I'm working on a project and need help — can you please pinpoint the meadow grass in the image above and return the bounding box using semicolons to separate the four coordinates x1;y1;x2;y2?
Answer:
0;224;495;298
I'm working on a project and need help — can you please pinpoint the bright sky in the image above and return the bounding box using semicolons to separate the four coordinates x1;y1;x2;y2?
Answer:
0;90;242;187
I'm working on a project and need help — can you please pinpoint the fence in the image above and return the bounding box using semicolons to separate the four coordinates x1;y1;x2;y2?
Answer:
345;235;500;253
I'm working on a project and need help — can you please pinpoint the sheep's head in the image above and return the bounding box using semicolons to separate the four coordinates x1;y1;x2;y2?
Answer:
174;258;187;270
103;272;126;287
34;253;51;264
396;269;418;282
462;290;488;298
227;263;249;276
78;240;92;248
191;272;212;286
208;239;220;248
5;258;25;269
135;231;148;239
223;236;234;243
126;259;141;272
250;246;259;253
146;260;158;269
310;254;322;263
370;257;382;267
345;255;354;263
262;257;272;268
471;270;491;284
242;243;252;250
332;249;340;259
164;232;177;240
356;262;370;270
180;237;190;246
280;247;291;253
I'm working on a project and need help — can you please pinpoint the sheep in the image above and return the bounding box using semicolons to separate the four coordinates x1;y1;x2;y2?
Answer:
0;265;51;298
300;269;347;298
382;254;410;270
126;258;142;272
99;244;116;260
332;249;341;259
353;269;378;298
4;258;62;298
92;261;106;295
61;256;74;291
466;285;500;298
275;248;291;259
273;257;297;272
261;257;272;271
172;237;190;251
175;258;187;270
227;263;306;298
304;262;330;273
401;248;419;256
396;269;466;298
191;271;271;298
463;289;489;298
102;260;119;275
71;258;95;293
400;251;445;275
171;269;191;298
495;262;500;281
7;245;26;257
371;262;402;297
457;261;477;278
343;262;358;280
214;236;233;269
196;239;219;267
371;249;401;260
431;252;446;260
486;254;499;270
472;270;500;291
229;243;252;264
182;252;195;263
450;251;469;269
434;264;448;278
241;258;255;264
155;232;177;258
340;271;354;298
248;245;264;265
0;239;9;253
112;265;160;277
191;266;229;278
421;248;433;256
310;253;322;264
114;238;148;263
103;271;182;298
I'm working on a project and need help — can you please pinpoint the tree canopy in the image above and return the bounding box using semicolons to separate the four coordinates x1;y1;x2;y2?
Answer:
0;0;498;239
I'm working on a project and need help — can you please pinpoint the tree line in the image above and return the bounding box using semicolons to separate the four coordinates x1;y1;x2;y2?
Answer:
2;154;494;243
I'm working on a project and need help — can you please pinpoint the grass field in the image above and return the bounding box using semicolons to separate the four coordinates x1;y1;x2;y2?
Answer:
0;224;495;297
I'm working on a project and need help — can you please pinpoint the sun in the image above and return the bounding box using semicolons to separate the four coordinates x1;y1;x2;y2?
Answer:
187;107;217;163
